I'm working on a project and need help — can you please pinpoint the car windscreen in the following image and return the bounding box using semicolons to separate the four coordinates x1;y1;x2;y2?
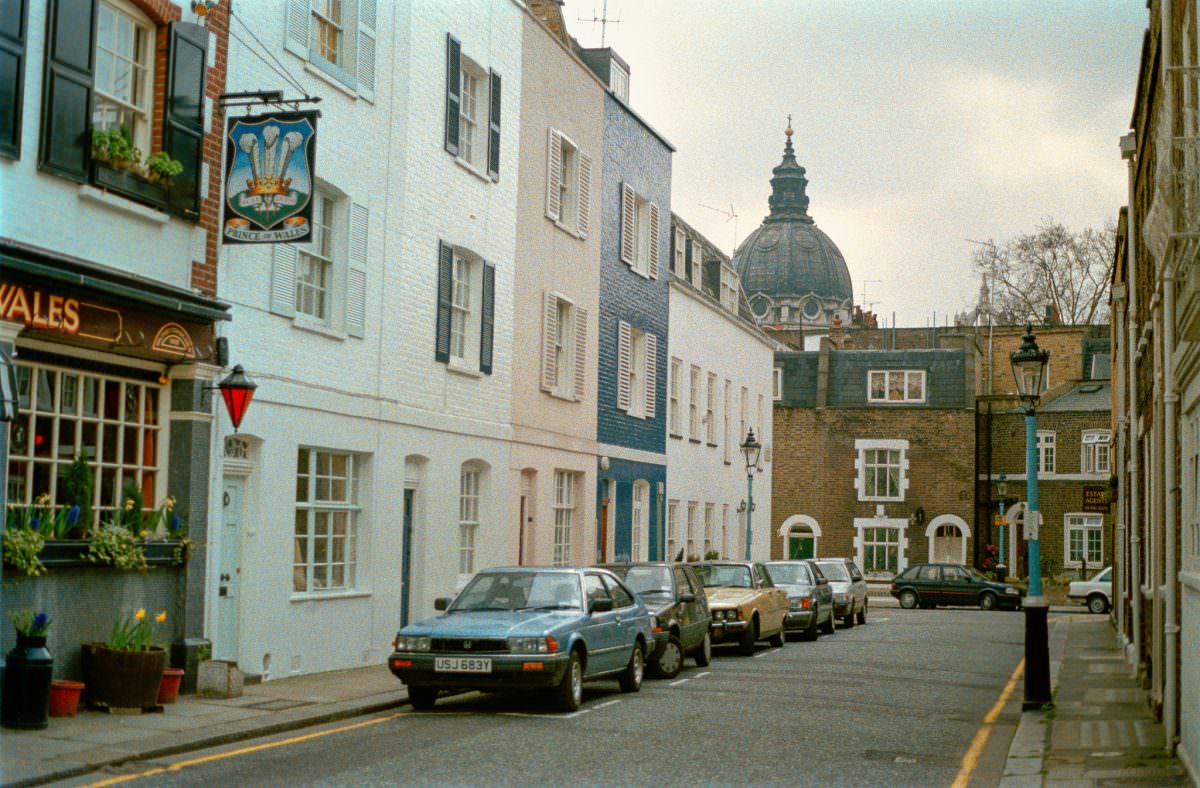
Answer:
452;572;582;611
814;562;850;581
764;563;812;586
620;565;674;595
966;567;991;582
693;564;752;588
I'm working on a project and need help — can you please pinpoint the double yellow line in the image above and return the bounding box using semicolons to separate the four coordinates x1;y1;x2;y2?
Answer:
950;657;1025;788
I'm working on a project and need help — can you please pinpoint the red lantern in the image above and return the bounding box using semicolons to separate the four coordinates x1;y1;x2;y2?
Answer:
217;365;256;432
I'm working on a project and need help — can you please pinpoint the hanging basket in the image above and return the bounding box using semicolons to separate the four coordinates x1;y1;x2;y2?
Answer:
81;642;166;711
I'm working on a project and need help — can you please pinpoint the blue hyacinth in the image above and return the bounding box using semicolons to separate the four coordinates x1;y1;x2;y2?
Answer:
169;514;182;534
66;505;80;526
32;612;48;632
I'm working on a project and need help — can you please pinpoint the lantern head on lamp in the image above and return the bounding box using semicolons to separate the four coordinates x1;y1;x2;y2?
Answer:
1010;324;1049;408
217;365;256;432
741;428;762;472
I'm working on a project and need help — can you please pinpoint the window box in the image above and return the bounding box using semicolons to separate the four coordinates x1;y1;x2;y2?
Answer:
91;161;169;211
33;539;186;568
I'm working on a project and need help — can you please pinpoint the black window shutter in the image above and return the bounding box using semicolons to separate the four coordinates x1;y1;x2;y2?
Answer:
164;21;207;218
480;261;495;375
486;69;500;181
0;0;28;159
444;33;460;156
435;241;453;363
38;0;96;180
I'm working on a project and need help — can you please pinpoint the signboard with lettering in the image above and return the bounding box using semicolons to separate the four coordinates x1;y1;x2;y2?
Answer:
1083;486;1110;513
222;111;319;244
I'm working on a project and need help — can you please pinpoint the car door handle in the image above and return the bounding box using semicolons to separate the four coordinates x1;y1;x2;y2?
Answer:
615;617;623;624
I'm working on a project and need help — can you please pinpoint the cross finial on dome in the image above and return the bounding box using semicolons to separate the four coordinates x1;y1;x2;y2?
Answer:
786;114;793;137
784;114;795;156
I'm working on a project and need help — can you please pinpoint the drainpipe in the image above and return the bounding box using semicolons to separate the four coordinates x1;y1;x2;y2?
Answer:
1121;130;1142;670
1113;285;1127;644
1161;0;1179;753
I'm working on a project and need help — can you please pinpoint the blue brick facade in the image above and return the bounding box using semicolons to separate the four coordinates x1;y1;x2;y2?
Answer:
595;91;673;560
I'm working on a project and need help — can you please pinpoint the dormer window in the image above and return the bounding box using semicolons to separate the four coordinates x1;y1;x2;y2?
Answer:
610;61;629;102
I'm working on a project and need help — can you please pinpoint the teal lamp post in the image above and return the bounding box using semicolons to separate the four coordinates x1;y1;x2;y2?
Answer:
997;473;1008;575
1011;324;1051;709
741;429;762;560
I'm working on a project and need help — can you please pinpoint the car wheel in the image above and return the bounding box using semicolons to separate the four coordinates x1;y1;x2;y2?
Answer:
820;609;836;635
1088;594;1109;615
553;651;583;712
842;611;855;628
856;600;867;625
618;642;644;692
979;592;998;611
802;607;819;641
899;589;918;609
694;632;712;667
408;686;438;711
737;619;758;656
767;623;785;648
652;635;683;679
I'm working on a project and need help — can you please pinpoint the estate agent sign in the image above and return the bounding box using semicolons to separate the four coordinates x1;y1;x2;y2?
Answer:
222;111;319;244
1082;485;1110;513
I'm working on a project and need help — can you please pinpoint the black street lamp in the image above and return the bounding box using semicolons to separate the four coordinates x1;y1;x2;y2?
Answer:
1011;324;1051;709
740;429;762;560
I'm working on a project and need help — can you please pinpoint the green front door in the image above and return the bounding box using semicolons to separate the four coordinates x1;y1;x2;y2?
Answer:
788;535;814;559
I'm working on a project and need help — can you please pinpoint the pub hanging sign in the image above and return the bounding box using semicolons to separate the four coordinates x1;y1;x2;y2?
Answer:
222;111;319;244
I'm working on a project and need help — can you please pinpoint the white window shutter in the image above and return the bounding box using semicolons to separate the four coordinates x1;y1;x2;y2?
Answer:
284;0;308;58
620;183;635;264
573;306;588;401
691;240;702;285
577;152;592;238
357;0;377;101
644;332;658;419
541;291;558;393
648;202;660;279
546;129;562;222
346;202;369;337
270;243;297;317
617;320;632;411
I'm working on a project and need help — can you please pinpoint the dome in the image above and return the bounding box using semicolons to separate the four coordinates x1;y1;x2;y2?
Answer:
734;126;853;324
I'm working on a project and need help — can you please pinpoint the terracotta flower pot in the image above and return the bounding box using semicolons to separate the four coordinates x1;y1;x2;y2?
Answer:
81;642;166;710
49;680;85;717
157;667;185;704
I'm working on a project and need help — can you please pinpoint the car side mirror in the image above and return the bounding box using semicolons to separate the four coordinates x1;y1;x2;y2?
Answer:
589;597;614;614
679;593;696;603
434;597;450;611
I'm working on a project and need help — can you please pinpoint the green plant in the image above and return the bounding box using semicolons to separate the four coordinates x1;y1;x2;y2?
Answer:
91;127;140;167
87;524;148;571
1;528;46;576
115;482;147;536
109;608;167;651
704;549;721;560
60;456;94;534
145;151;183;182
10;608;50;637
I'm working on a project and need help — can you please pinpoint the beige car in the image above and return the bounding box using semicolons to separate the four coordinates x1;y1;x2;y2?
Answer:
689;561;789;656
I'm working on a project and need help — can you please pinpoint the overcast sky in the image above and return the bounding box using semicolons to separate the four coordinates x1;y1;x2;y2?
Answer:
560;0;1146;328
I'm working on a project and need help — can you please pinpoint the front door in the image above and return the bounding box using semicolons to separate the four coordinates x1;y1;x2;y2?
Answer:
401;489;415;627
932;524;962;564
788;531;814;559
216;478;244;661
599;497;610;562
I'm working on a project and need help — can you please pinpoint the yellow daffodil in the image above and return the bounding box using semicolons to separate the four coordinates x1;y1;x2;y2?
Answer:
134;608;146;621
124;498;135;512
155;611;167;623
140;529;149;539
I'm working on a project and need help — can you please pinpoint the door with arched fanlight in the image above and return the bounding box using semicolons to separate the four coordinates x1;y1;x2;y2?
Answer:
788;525;814;559
926;515;970;565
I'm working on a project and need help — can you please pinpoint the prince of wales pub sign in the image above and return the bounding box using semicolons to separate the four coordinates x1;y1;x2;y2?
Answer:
222;111;319;244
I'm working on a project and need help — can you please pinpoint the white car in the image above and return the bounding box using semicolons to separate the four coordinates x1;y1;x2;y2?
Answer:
1068;567;1112;614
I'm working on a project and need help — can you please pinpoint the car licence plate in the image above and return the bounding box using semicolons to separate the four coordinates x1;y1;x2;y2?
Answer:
434;657;492;673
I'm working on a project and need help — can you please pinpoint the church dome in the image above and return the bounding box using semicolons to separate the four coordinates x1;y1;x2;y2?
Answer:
734;126;852;324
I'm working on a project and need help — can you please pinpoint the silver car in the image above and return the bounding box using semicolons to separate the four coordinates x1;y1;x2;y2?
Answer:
814;558;869;627
1068;566;1112;614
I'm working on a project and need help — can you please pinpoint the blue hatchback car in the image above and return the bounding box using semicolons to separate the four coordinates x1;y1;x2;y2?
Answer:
388;567;653;712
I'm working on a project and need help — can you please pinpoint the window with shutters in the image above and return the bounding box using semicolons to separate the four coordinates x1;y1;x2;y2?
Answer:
459;59;483;170
688;365;700;440
706;372;717;444
628;328;646;418
435;242;494;374
1081;430;1111;476
94;1;154;154
545;129;591;237
620;183;659;279
673;228;685;275
297;191;335;322
618;322;656;420
451;254;474;363
668;357;681;436
442;34;500;180
540;292;586;401
284;0;375;99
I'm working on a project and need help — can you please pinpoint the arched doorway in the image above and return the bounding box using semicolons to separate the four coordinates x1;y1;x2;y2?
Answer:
926;515;970;564
778;515;821;559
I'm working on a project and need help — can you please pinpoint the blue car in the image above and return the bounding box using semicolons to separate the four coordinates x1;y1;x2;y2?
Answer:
388;567;653;712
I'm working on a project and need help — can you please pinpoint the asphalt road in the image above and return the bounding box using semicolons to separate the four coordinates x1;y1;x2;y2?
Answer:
76;604;1027;787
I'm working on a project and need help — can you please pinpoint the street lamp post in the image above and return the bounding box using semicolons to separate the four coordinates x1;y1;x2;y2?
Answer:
740;429;762;560
1011;324;1051;709
997;473;1008;575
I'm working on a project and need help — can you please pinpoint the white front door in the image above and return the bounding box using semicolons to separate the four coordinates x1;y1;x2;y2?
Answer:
216;478;244;662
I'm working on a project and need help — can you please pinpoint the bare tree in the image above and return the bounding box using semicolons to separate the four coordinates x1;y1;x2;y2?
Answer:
971;220;1115;325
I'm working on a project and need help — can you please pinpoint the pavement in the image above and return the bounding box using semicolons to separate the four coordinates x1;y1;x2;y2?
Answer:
1000;611;1195;787
0;665;408;787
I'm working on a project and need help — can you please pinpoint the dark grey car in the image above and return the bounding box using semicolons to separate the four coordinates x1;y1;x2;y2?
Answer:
599;563;712;679
814;558;869;627
763;560;835;640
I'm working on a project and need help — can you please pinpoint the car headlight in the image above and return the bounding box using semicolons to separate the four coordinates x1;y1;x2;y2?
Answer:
507;637;549;654
1004;587;1020;595
649;615;661;631
397;636;431;652
834;593;849;602
790;597;806;610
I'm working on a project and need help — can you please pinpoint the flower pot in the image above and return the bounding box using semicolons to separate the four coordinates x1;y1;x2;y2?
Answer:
49;680;85;717
81;642;166;711
2;634;53;729
157;667;185;704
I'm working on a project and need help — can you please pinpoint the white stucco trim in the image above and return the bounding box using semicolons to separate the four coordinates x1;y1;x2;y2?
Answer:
778;514;821;557
925;514;970;564
596;442;667;467
853;438;910;502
